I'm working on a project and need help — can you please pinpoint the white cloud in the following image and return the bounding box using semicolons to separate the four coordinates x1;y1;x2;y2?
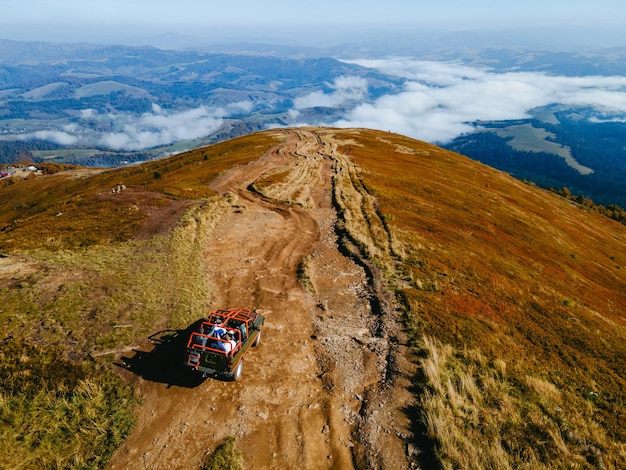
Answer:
2;100;256;151
3;130;81;146
344;59;488;84
331;59;626;143
98;106;225;150
225;101;254;114
80;108;97;120
293;76;368;110
32;130;80;146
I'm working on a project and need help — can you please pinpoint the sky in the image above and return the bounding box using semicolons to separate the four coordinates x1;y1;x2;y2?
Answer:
1;0;626;43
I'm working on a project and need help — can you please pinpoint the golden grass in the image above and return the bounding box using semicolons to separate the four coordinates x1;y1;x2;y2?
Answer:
331;129;626;468
330;146;395;269
251;157;323;209
0;132;280;252
0;132;279;468
417;335;626;469
2;127;626;467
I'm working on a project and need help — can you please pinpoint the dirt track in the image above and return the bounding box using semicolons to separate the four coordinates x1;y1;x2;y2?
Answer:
108;129;416;469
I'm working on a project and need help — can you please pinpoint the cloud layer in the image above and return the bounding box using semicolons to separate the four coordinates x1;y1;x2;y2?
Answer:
96;105;225;150
9;102;252;151
293;76;368;110
305;59;626;143
7;60;626;151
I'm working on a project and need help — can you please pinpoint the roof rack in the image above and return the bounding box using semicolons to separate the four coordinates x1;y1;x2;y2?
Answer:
208;308;258;323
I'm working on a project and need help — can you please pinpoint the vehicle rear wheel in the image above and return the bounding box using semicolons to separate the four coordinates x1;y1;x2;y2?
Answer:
253;330;261;347
231;359;243;381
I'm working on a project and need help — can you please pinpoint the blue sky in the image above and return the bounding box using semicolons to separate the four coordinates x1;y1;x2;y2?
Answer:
1;0;626;43
2;0;625;25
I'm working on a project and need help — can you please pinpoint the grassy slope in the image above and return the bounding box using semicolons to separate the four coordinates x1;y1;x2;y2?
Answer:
334;129;626;469
0;132;281;469
1;127;625;468
0;132;280;251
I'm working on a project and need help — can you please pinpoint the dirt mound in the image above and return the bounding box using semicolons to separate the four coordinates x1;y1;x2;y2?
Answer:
108;129;416;469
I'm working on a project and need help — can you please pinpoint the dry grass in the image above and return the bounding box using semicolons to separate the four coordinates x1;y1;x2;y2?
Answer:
0;132;280;252
416;335;626;469
331;148;395;269
251;157;323;209
332;129;626;468
0;132;279;468
2;127;626;468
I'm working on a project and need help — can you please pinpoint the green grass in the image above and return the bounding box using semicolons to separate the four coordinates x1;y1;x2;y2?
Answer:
0;234;194;468
0;209;222;467
0;345;137;470
297;255;315;294
201;436;244;470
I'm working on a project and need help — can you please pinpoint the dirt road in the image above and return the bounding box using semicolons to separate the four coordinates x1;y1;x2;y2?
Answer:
108;128;416;469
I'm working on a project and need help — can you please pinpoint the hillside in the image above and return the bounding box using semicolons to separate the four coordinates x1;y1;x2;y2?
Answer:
444;114;626;208
0;128;625;469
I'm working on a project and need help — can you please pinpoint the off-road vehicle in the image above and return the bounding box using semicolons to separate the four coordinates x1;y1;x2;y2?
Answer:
184;308;264;381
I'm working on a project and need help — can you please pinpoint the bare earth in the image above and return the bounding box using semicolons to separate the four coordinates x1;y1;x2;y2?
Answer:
108;129;417;470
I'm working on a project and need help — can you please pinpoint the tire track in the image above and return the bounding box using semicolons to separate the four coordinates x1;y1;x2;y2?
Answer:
108;128;413;470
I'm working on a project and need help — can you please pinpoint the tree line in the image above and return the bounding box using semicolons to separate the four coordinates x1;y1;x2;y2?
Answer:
444;117;626;209
552;186;626;226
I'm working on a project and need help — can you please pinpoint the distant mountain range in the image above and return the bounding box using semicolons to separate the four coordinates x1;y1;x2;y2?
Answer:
1;38;626;207
0;38;401;160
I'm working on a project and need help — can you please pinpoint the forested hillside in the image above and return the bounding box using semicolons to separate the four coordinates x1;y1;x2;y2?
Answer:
445;115;626;208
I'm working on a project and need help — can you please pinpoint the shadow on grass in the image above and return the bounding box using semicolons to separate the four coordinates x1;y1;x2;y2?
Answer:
116;319;208;388
401;340;442;470
403;384;442;470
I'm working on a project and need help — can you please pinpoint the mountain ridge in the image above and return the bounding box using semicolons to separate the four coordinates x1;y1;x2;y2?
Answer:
0;127;624;469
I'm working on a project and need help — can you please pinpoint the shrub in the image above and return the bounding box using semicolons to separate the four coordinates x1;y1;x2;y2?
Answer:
201;436;244;470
